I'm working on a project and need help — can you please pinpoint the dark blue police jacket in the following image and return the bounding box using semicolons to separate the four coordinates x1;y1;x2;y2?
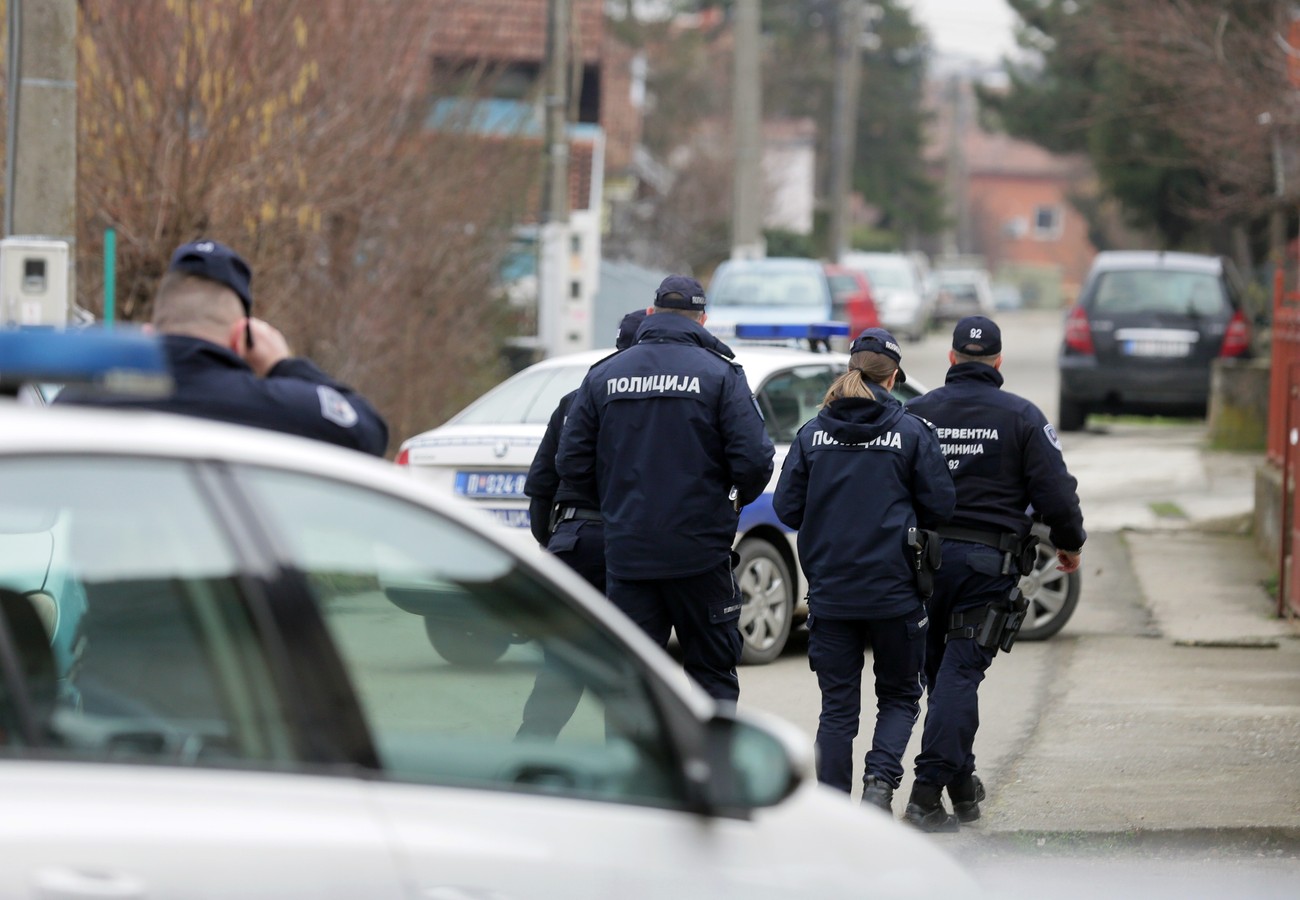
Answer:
905;362;1085;552
523;389;600;546
555;314;775;580
56;334;389;457
773;383;955;620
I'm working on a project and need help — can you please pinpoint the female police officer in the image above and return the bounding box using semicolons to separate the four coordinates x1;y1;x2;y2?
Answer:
773;328;955;812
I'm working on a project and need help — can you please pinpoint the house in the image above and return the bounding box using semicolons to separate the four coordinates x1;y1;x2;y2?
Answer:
929;77;1096;307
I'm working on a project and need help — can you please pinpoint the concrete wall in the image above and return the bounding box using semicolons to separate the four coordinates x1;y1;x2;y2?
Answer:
1208;357;1270;451
1255;460;1283;566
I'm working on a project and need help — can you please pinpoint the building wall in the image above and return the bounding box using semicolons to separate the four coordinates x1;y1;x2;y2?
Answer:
967;173;1095;303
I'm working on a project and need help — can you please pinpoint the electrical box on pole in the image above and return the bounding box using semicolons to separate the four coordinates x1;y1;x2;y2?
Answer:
0;237;70;326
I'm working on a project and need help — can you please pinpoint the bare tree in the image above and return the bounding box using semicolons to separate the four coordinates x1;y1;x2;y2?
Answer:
75;0;538;444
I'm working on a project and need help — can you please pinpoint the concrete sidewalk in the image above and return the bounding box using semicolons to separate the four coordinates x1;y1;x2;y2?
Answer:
956;431;1300;852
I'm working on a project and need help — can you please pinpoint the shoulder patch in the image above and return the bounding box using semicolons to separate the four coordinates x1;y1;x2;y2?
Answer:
317;385;359;428
1043;422;1062;450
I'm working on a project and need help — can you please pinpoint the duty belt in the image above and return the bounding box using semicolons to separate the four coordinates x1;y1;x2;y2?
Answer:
557;506;602;523
936;525;1020;553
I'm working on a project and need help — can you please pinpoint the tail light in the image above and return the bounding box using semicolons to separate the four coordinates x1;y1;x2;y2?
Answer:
1063;305;1094;355
1219;310;1250;358
394;447;410;466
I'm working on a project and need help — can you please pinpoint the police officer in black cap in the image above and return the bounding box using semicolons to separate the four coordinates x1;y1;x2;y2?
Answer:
57;239;388;456
516;309;647;739
773;327;954;812
555;275;774;702
902;315;1085;831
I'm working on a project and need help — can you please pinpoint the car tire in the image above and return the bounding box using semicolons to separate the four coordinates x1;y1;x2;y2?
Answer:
1016;524;1082;641
735;537;794;665
424;616;512;665
1057;394;1087;432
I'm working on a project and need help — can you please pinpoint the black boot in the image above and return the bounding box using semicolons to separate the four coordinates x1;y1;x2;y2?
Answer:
861;776;894;814
948;773;985;823
903;782;959;832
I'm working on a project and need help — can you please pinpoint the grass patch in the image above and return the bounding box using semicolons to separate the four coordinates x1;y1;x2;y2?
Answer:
1090;413;1202;428
1148;500;1188;519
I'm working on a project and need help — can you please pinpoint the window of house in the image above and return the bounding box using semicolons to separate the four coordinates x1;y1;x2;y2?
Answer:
1034;205;1063;240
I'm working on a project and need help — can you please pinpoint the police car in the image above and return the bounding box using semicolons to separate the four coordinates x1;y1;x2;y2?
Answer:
397;333;1082;664
0;328;978;898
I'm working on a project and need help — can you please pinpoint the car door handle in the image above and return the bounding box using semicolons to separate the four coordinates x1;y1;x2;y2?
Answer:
34;867;147;899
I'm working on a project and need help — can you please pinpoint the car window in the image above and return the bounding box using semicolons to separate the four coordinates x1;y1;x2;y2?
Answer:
237;466;687;809
757;365;840;443
857;264;912;290
453;364;588;426
712;267;828;310
1090;270;1227;316
0;457;293;767
826;273;860;299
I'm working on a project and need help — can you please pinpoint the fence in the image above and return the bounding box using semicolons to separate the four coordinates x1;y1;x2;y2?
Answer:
1268;268;1300;617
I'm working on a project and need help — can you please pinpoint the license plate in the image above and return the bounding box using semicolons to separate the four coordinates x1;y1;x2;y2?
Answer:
486;508;531;528
455;471;527;498
1122;340;1191;358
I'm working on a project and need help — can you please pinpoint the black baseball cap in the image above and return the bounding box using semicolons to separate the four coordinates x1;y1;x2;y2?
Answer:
169;239;253;313
654;275;707;310
952;316;1002;356
616;309;648;350
850;326;906;384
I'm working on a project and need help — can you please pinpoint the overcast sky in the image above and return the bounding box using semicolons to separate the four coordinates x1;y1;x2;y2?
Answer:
903;0;1019;64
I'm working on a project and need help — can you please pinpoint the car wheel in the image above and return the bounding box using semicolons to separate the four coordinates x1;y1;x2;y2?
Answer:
735;537;794;665
1016;524;1081;641
1057;394;1087;432
424;616;512;665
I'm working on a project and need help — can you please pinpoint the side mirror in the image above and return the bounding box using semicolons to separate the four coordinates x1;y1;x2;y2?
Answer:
688;706;811;818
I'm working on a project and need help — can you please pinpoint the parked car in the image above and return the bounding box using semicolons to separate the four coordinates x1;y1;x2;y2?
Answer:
0;375;979;898
840;252;931;341
398;345;1081;663
1057;251;1252;431
704;257;840;340
932;267;995;322
824;263;882;339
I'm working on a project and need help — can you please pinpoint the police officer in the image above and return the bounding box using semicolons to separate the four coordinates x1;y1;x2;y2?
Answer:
516;309;646;740
555;275;774;702
773;328;955;811
57;239;388;456
903;315;1085;830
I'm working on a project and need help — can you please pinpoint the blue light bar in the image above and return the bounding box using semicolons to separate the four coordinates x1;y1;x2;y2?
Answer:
733;322;851;341
0;326;172;396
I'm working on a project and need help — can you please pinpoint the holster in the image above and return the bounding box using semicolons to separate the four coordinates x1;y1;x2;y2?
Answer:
907;527;943;599
948;586;1030;653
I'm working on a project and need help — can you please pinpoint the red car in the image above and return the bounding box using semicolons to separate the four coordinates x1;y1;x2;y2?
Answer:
824;263;881;339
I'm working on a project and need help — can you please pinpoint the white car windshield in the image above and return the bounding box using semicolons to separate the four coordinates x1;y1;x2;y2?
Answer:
711;267;828;309
860;266;913;290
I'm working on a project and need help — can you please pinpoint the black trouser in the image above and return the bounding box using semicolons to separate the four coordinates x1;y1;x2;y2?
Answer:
912;540;1012;787
607;561;743;702
516;519;604;740
808;606;928;794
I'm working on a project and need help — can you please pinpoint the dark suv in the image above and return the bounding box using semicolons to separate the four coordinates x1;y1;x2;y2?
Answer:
1057;251;1251;431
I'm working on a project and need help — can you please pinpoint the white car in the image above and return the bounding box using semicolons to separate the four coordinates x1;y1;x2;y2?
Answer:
0;392;977;898
399;345;1081;662
841;251;932;341
399;344;863;665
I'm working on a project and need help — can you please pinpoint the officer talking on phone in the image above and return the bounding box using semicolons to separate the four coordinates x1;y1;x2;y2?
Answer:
902;316;1085;831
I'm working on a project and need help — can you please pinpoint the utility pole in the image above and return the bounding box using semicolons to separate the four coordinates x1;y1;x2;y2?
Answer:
731;0;764;260
4;0;77;301
538;0;571;358
827;0;865;263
